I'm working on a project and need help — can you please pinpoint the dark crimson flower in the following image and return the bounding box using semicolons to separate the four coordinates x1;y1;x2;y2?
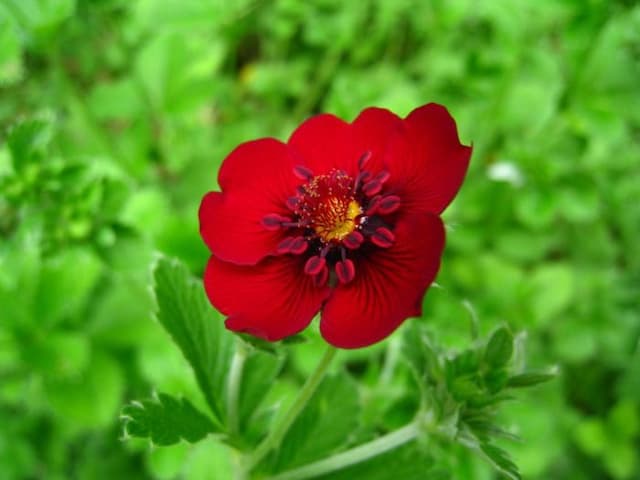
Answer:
199;104;471;349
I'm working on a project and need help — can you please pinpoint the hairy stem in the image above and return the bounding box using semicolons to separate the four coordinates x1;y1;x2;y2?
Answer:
246;345;337;472
267;421;422;480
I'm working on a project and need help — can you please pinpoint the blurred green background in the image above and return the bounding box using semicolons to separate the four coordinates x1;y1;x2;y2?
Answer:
1;0;639;478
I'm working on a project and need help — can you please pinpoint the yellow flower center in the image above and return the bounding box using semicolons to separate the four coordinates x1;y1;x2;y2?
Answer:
314;199;361;242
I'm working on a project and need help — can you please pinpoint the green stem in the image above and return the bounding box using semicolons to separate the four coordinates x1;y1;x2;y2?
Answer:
227;339;248;436
246;345;337;472
267;421;421;480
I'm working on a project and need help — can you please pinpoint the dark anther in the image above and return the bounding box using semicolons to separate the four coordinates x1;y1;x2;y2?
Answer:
357;151;372;170
343;231;364;250
262;214;291;230
304;255;326;275
362;179;382;197
378;195;401;215
335;259;355;284
293;165;314;181
371;227;395;248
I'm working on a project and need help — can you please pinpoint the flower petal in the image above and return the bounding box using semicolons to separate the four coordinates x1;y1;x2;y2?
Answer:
218;138;299;196
351;107;404;173
320;213;445;349
199;138;300;265
205;255;330;341
200;192;288;265
388;103;472;215
288;113;362;176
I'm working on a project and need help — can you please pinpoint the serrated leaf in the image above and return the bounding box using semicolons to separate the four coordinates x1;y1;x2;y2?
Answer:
507;372;555;388
480;443;521;480
484;327;513;368
153;256;234;423
123;393;217;446
272;372;360;472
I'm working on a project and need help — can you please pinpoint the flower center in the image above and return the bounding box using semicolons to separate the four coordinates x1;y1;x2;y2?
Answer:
295;171;362;242
261;152;402;287
316;199;361;241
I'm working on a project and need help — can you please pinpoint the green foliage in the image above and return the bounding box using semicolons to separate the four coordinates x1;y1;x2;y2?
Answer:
152;257;234;424
313;444;444;480
402;323;555;480
1;0;639;478
272;373;360;471
484;327;514;368
507;372;556;388
236;349;283;438
122;393;217;446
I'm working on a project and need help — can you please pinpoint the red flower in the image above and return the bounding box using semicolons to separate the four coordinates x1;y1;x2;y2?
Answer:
199;104;471;349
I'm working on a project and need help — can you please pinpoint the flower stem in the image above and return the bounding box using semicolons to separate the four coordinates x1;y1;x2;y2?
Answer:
266;421;421;480
246;345;337;472
227;339;248;436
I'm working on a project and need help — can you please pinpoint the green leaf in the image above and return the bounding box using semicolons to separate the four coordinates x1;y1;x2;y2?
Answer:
273;372;360;471
185;440;235;480
480;443;521;480
237;333;308;356
153;256;234;424
574;419;606;455
45;351;124;430
528;264;574;325
507;372;555;388
238;350;283;434
146;443;189;479
238;334;280;355
0;10;23;85
6;118;52;171
484;327;513;368
34;247;103;328
123;393;217;446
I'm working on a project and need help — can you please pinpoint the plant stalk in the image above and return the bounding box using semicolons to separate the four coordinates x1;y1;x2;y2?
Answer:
245;345;337;472
267;421;421;480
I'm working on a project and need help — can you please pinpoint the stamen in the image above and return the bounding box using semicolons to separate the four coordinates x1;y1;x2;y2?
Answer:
353;171;372;194
370;227;395;248
313;265;329;287
335;259;355;284
276;236;296;254
281;221;304;228
365;195;381;215
343;231;364;250
262;214;291;230
304;255;326;276
289;236;308;255
377;195;401;215
358;151;372;170
362;179;382;196
374;170;390;184
286;197;300;210
293;165;314;181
